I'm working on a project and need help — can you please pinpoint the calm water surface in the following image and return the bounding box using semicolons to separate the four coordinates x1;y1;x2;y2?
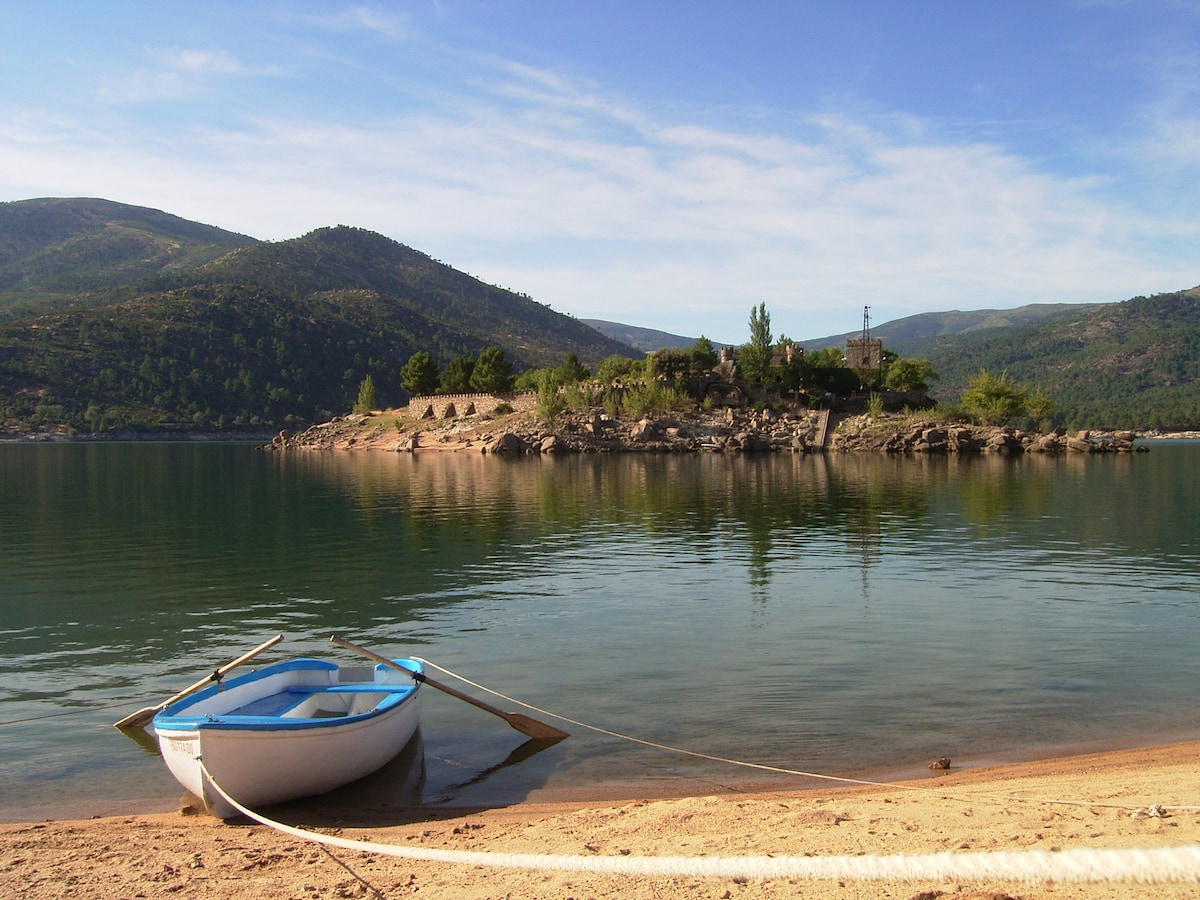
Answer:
1;441;1197;821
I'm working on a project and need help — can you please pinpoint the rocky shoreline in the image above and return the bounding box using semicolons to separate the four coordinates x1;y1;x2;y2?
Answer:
265;403;1164;455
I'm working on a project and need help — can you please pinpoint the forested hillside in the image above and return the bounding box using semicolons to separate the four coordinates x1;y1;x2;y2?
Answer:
801;303;1104;357
1;197;1197;435
0;198;256;317
0;201;633;434
920;288;1200;430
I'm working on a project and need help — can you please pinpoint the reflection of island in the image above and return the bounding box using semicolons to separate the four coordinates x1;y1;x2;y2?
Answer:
273;447;1177;619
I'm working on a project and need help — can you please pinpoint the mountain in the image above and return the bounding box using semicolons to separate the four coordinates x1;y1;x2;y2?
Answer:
1;197;1196;434
588;304;1098;357
593;293;1200;430
796;303;1103;356
0;197;257;317
0;200;635;433
582;319;736;352
918;288;1200;430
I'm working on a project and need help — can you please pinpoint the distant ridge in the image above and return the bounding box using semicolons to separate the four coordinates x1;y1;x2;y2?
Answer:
582;319;736;352
587;305;1099;357
796;303;1103;356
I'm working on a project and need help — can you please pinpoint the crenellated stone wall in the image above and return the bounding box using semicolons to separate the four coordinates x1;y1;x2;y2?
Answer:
405;392;538;421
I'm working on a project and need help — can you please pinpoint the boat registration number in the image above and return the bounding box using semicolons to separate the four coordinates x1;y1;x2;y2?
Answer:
167;737;200;757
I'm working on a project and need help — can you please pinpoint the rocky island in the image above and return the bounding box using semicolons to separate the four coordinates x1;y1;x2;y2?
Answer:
264;392;1149;455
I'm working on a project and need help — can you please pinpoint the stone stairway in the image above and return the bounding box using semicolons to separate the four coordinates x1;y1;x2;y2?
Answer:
814;408;831;450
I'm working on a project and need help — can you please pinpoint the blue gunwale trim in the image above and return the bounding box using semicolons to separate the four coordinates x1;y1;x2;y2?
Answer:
153;656;424;731
154;687;417;732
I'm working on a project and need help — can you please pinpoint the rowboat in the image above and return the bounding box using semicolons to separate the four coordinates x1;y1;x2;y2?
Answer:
152;656;423;818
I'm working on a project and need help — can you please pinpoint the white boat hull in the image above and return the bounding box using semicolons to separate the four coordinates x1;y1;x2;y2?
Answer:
153;658;423;818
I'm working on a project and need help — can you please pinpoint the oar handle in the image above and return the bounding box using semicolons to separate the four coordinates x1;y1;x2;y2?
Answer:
330;634;506;717
329;635;569;741
160;634;285;707
113;634;285;729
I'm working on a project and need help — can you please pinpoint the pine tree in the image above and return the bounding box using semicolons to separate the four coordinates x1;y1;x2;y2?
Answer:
470;346;514;393
400;352;440;395
353;374;378;413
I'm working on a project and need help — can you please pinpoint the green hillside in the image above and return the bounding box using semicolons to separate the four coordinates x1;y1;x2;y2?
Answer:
185;226;623;364
0;197;256;317
919;288;1200;430
800;303;1104;357
0;201;634;434
1;197;1197;435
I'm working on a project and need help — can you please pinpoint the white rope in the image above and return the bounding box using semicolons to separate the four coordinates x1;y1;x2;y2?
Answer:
415;658;1200;814
200;762;1200;884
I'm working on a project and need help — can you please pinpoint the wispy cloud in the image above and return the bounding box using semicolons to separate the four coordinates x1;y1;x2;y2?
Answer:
2;12;1196;338
172;48;242;75
305;6;416;43
92;47;246;105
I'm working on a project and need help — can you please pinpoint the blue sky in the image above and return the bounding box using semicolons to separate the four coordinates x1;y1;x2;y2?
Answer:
2;1;1198;343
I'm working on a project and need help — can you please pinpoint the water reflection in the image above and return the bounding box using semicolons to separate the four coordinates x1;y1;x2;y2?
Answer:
1;442;1198;817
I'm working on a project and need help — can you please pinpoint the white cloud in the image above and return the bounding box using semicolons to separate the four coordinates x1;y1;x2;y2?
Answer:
90;47;247;105
2;33;1196;339
301;6;417;43
172;49;242;75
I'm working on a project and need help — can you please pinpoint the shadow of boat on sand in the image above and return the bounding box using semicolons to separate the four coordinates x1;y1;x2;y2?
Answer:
249;727;567;828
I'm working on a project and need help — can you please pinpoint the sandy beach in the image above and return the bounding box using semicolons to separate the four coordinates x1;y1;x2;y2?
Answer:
4;740;1200;899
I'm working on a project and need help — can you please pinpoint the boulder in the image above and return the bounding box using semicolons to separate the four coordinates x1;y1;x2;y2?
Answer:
1030;434;1064;453
986;429;1023;453
486;432;527;454
630;418;656;440
922;427;948;446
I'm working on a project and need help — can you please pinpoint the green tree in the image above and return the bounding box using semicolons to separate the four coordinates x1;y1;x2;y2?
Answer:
470;346;514;393
511;366;549;392
690;336;719;371
960;369;1030;425
554;353;590;384
440;355;476;393
740;302;773;383
594;354;640;383
1026;385;1056;428
650;348;693;382
400;351;439;396
884;358;938;393
535;369;567;419
807;346;845;368
353;375;378;413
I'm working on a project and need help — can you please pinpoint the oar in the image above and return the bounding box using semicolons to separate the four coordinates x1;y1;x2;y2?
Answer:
329;635;569;741
113;634;285;729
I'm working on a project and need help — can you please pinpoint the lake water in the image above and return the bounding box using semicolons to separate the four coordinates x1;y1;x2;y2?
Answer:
2;441;1198;822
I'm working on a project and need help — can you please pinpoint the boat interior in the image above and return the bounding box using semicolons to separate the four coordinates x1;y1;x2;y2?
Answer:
157;660;421;725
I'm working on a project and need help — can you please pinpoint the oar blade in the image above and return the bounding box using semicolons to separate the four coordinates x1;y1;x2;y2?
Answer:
503;713;569;741
113;705;162;729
